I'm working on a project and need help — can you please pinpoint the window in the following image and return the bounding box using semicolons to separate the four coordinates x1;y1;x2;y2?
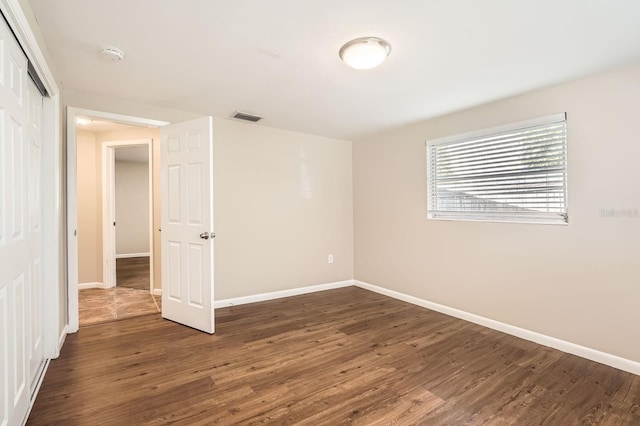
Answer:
427;113;568;224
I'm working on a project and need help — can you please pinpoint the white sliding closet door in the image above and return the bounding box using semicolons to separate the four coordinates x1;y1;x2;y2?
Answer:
27;77;45;391
0;15;45;426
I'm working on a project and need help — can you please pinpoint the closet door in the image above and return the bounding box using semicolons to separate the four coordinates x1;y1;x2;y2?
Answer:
0;15;31;426
27;77;45;392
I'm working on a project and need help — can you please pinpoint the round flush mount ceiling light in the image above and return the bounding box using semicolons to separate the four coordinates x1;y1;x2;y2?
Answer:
101;46;125;61
339;37;391;70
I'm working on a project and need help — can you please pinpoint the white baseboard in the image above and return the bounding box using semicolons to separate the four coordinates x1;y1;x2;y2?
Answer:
78;282;104;289
354;280;640;376
153;288;162;296
214;280;354;309
115;252;150;259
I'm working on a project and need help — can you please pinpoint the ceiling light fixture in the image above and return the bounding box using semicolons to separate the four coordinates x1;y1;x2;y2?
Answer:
101;46;125;61
339;37;391;70
76;117;91;126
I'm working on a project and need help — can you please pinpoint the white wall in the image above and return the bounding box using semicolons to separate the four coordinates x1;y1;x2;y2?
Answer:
115;159;150;255
76;131;101;284
213;118;354;300
353;62;640;363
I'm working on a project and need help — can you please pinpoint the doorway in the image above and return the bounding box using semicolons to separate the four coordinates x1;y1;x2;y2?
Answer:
111;144;153;293
72;115;165;326
67;110;216;334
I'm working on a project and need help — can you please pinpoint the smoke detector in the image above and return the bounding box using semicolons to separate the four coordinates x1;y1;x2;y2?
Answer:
101;46;125;61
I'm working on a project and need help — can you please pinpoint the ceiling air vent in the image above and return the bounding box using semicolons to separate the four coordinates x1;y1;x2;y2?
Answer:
232;111;262;122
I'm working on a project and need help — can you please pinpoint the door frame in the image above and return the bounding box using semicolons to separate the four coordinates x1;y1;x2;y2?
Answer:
66;107;168;332
102;139;154;291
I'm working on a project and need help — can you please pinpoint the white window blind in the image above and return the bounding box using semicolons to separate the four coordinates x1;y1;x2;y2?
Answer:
427;113;568;224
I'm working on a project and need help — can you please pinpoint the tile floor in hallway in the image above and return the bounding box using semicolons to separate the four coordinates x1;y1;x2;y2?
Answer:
79;287;161;326
79;255;160;326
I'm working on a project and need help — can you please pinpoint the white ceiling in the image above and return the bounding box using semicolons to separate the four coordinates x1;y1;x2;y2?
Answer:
29;0;640;140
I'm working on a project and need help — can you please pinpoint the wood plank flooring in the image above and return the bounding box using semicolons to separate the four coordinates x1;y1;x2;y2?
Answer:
28;287;640;425
116;256;150;291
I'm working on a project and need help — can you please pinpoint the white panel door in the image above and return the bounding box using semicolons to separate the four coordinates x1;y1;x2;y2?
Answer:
0;17;30;426
26;78;45;391
160;117;214;334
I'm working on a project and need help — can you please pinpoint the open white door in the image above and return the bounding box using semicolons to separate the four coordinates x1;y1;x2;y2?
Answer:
160;117;215;334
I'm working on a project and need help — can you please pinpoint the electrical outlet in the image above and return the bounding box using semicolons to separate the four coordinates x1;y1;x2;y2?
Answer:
328;254;334;264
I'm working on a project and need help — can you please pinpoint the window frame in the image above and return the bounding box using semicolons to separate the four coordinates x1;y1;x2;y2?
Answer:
426;113;568;225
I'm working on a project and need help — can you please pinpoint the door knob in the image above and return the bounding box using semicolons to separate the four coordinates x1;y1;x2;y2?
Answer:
199;232;210;240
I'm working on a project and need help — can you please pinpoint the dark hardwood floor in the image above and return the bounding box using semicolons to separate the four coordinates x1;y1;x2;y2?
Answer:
28;287;640;425
116;256;150;291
